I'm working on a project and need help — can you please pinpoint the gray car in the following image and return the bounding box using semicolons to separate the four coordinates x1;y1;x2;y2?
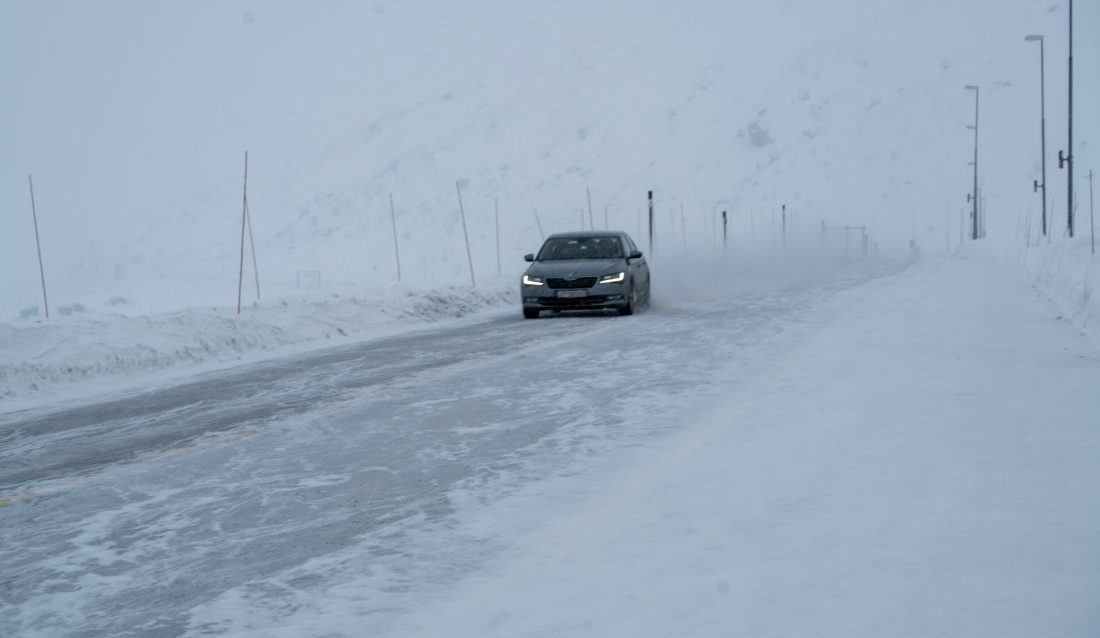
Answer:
520;231;650;318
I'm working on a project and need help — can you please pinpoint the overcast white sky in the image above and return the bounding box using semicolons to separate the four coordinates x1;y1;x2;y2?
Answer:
1;0;1095;316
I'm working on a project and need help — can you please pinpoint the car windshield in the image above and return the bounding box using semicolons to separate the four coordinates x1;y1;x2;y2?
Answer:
536;236;623;261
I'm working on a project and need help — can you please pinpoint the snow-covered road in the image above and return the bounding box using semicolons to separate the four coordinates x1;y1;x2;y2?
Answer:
375;255;1100;638
0;258;882;636
2;255;1098;637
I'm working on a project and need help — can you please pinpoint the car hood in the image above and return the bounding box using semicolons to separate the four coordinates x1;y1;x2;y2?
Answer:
525;259;624;278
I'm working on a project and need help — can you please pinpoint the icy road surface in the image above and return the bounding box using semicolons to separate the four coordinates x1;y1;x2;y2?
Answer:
4;256;1099;638
0;261;881;636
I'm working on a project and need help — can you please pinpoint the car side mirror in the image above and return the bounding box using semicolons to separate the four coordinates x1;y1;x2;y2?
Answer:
524;253;535;262
628;250;643;260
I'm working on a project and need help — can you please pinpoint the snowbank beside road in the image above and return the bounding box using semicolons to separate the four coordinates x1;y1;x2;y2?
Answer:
0;284;515;408
1007;237;1099;346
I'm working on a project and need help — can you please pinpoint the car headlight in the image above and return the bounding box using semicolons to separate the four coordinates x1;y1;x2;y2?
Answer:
598;272;625;284
522;274;545;286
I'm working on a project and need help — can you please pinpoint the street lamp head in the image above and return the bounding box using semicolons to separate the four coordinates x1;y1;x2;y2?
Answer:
965;84;979;91
1025;34;1043;42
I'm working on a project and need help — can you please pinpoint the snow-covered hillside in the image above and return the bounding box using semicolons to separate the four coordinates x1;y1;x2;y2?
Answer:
2;0;1096;322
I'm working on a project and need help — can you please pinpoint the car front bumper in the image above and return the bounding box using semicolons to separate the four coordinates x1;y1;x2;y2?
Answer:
521;281;629;310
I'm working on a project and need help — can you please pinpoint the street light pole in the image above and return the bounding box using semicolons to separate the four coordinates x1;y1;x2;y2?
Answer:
1059;0;1075;236
966;85;980;241
1026;35;1047;236
1067;0;1074;237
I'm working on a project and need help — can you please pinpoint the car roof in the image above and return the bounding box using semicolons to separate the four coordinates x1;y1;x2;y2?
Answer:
545;231;628;239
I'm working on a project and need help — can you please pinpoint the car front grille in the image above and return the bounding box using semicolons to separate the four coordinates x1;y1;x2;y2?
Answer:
539;295;611;306
546;277;598;289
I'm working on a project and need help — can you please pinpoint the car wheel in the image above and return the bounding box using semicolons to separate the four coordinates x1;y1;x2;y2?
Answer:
618;284;635;316
523;308;540;319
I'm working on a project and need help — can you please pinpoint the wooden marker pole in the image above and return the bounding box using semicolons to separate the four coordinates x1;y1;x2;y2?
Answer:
455;181;476;287
390;193;402;282
27;175;49;319
586;186;594;230
237;151;248;315
246;201;260;301
495;197;501;275
533;209;545;240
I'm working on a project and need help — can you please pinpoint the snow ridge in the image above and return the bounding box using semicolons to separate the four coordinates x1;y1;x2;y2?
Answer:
0;284;515;406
